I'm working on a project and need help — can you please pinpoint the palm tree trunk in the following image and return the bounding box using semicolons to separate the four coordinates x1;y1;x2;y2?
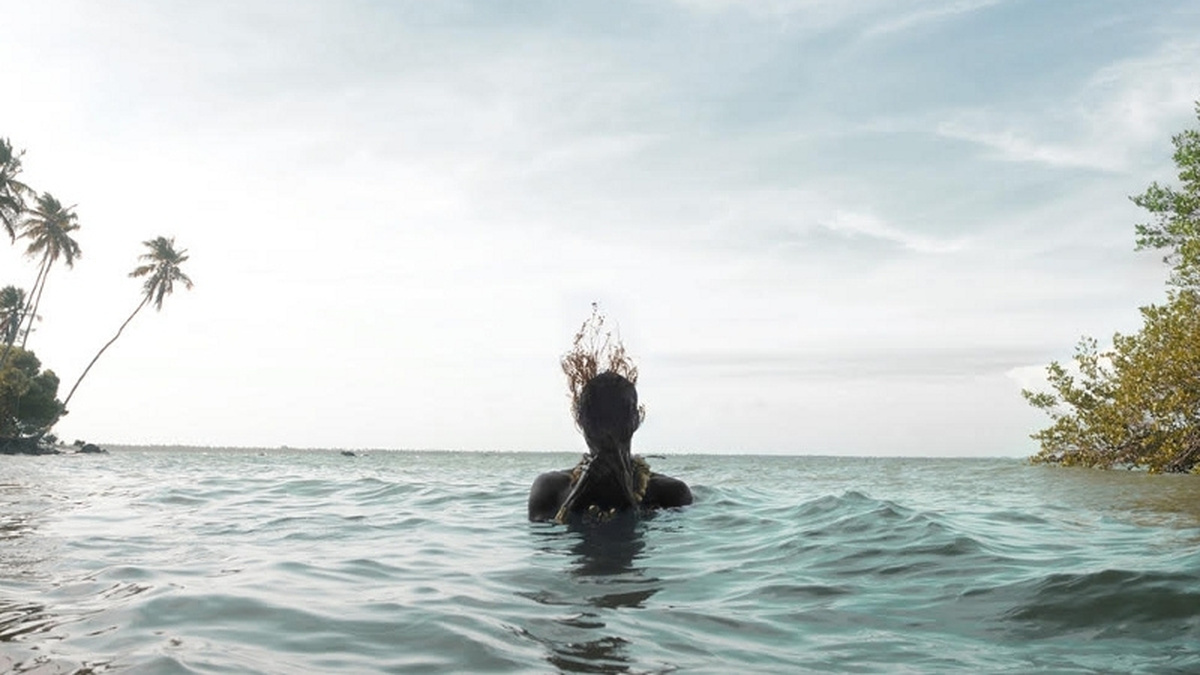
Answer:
61;295;149;410
20;255;51;349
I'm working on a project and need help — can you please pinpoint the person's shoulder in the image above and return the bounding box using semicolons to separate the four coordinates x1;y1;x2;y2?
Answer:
528;470;573;522
644;473;693;509
530;469;572;491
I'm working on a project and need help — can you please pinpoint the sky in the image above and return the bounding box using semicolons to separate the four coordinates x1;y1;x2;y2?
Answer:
2;0;1199;456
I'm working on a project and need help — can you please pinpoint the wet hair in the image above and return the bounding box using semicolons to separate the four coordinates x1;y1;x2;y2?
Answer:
576;372;641;445
561;303;648;432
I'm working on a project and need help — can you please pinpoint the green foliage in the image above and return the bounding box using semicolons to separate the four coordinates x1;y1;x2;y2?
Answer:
21;193;81;267
0;347;65;438
0;286;26;344
1027;102;1200;473
1025;292;1200;472
0;138;187;439
1133;102;1200;290
14;192;82;352
130;236;194;309
0;138;32;241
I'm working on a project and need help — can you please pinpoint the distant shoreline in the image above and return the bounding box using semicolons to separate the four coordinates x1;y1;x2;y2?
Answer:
0;437;59;455
0;437;107;455
41;444;1032;460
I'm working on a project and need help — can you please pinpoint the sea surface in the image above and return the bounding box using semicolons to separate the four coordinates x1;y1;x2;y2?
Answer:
2;449;1199;673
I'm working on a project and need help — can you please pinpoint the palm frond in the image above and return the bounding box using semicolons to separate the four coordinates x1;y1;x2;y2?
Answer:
20;193;82;265
131;236;194;310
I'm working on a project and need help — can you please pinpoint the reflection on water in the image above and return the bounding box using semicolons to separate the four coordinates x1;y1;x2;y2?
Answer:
532;516;666;673
571;519;660;609
568;515;646;579
0;480;44;581
0;473;82;674
1051;467;1200;528
0;505;37;539
1;472;66;590
0;600;51;642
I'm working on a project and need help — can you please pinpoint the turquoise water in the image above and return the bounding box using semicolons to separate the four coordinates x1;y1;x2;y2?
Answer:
2;449;1199;673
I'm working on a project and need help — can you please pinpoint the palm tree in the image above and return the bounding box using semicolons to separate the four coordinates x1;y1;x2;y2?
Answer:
0;286;27;345
0;138;32;242
18;193;82;348
61;236;193;410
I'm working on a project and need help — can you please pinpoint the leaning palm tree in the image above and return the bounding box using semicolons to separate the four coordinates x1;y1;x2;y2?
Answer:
18;193;82;348
0;138;32;241
61;236;193;410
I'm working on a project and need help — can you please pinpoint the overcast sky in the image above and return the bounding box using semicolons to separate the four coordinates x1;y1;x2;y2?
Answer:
2;0;1199;455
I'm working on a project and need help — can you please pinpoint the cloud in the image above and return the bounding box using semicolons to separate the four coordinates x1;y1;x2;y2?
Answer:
819;210;967;254
934;39;1200;173
659;345;1053;381
688;187;967;260
860;0;1006;39
1081;40;1200;147
935;122;1126;171
667;0;865;21
1004;364;1050;395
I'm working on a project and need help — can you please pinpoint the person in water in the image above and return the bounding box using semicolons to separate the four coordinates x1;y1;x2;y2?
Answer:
528;371;693;523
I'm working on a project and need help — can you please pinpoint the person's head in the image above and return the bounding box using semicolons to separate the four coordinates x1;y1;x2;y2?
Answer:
575;371;640;455
554;371;644;520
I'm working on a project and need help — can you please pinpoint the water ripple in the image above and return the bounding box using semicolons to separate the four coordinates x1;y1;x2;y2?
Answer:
2;451;1199;672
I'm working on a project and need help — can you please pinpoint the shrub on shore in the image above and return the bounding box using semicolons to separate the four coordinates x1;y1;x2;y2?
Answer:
0;347;65;440
1025;101;1200;473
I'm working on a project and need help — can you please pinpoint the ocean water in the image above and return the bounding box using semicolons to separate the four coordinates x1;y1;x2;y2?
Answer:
2;449;1199;673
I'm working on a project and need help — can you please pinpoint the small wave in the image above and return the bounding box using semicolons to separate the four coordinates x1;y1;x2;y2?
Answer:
769;492;1002;579
1001;569;1200;633
734;582;854;603
8;450;1200;673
